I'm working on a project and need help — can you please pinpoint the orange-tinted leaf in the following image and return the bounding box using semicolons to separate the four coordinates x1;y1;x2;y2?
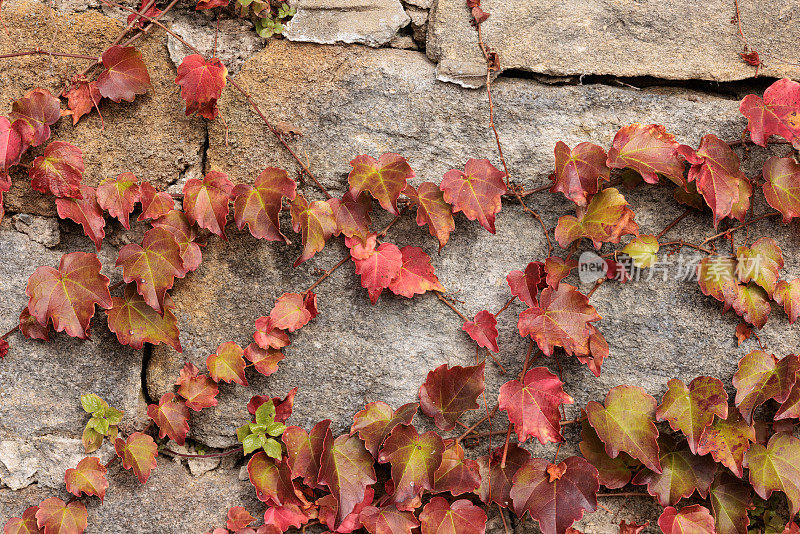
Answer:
147;392;190;445
253;315;290;350
318;433;377;528
116;226;185;313
740;78;800;149
290;194;336;267
551;141;609;206
606;123;684;185
9;88;60;147
35;498;87;534
658;505;716;534
586;385;661;473
244;343;283;376
507;261;546;307
697;410;754;478
0;116;27;171
175;361;219;411
775;279;800;324
262;504;309;532
19;307;49;341
736;237;783;296
65;457;108;502
419;497;486;534
709;472;752;534
114;432;158;483
732;283;771;329
96;46;151;103
462;310;499;352
440;158;505;233
403;182;454;249
499;367;573;445
207;341;247;385
697;256;738;310
3;505;39;534
97;173;140;229
64;80;101;126
418;362;485;431
733;350;799;423
30;141;84;199
360;504;419;534
152;209;202;272
763;156;800;222
183;171;234;238
554;188;639;249
544;257;576;289
656;377;728;454
175;55;227;120
106;283;182;351
348;234;402;304
26;251;111;339
618;521;648;534
284;419;330;486
247;452;301;507
137;182;174;222
476;443;530;508
226;507;254;531
269;292;313;332
348;153;413;216
126;0;162;27
350;402;418;457
378;424;443;503
329;191;372;240
510;456;599;534
388;245;444;299
579;417;636;489
233;167;296;242
517;284;601;357
317;486;373;533
55;184;105;250
744;432;800;515
631;436;716;507
432;440;481;496
678;135;745;226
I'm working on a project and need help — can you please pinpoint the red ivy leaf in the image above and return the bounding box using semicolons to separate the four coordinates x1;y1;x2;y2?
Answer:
732;283;772;330
350;401;418;458
360;504;419;534
388;245;444;298
65;457;108;502
0;339;8;359
152;209;203;272
550;141;610;207
348;234;403;305
290;194;336;267
35;498;87;534
658;505;716;534
554;188;639;249
114;432;158;484
106;283;182;352
510;457;599;534
207;341;248;385
0;116;27;170
462;310;499;352
9;88;60;147
26;251;111;339
175;361;219;411
226;507;254;531
656;376;728;454
476;443;530;508
378;424;444;503
499;367;573;445
348;153;414;216
733;350;799;423
116;226;186;313
247;452;301;507
244;343;284;377
19;307;49;341
283;419;330;486
126;0;162;27
175;55;227;120
709;472;752;534
64;80;101;126
697;256;738;310
137;182;174;222
403;182;455;249
418;362;485;431
96;45;151;103
318;433;377;528
419;497;486;534
55;184;105;251
763;156;800;222
433;440;481;496
606;123;684;185
269;292;313;332
328;191;372;241
253;316;290;349
147;391;190;445
740;78;800;149
440;158;506;233
744;432;800;515
183;171;234;238
97;172;140;229
233;167;297;242
697;409;755;478
736;237;784;296
30;141;85;199
544;257;576;289
579;417;636;489
775;279;800;324
3;506;40;534
517;284;601;357
507;261;546;307
586;385;661;473
262;504;309;532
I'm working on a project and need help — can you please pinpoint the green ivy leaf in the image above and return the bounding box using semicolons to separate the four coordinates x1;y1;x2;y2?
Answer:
81;393;105;413
243;433;267;455
263;438;282;459
256;400;276;425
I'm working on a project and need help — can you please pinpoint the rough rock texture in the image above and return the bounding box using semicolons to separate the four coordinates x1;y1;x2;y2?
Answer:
208;40;743;192
0;223;147;491
0;0;206;215
284;0;410;47
10;214;60;248
427;0;800;87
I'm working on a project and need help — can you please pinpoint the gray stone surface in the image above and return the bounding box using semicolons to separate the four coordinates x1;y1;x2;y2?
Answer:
284;0;410;47
427;0;800;87
209;40;744;193
10;214;60;248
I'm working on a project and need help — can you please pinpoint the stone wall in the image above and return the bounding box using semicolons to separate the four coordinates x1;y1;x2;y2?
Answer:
0;0;798;532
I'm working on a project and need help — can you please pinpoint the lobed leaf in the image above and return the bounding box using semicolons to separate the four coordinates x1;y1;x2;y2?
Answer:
350;402;418;458
9;88;60;147
403;182;454;249
432;440;481;496
114;432;158;484
64;80;101;126
657;505;716;534
418;362;485;431
317;433;377;528
744;432;800;515
378;424;444;503
733;350;799;423
349;234;403;304
697;256;738;309
387;245;444;299
732;282;771;329
183;171;234;238
253;316;290;350
709;472;752;534
269;292;313;332
550;141;610;206
475;443;530;508
578;417;636;489
554;188;638;249
507;261;545;307
147;392;190;445
30;141;84;199
247;452;301;507
137;182;174;221
207;341;247;385
499;367;573;445
152;210;202;272
0;116;27;171
233;167;296;242
696;409;754;478
283;419;330;487
736;237;784;296
96;46;151;103
64;457;108;502
739;78;800;149
440;158;506;233
606;123;684;185
775;279;800;324
762;156;800;222
656;376;728;454
96;172;140;229
55;185;105;250
35;498;87;534
106;283;182;352
360;504;419;534
462;310;499;353
175;361;218;411
622;235;659;269
290;194;336;267
348;153;414;216
3;506;39;534
175;55;227;120
544;257;576;289
328;191;372;241
419;497;486;534
244;343;284;377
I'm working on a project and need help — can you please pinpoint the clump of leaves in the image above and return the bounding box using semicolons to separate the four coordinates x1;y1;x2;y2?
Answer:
237;399;286;457
80;394;123;453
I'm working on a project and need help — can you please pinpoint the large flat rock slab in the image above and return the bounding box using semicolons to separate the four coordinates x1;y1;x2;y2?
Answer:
427;0;800;87
209;41;744;193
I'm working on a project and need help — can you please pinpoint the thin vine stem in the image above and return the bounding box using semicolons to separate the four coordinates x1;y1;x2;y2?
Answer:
456;403;498;443
304;255;349;294
435;292;469;322
656;208;693;239
699;212;780;246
